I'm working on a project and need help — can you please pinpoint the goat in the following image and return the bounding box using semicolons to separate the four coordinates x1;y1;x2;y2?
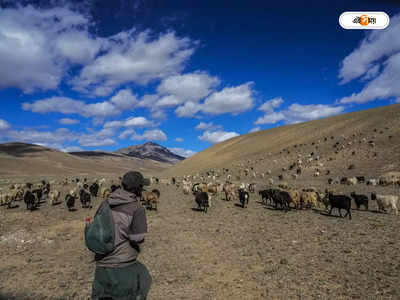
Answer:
350;192;368;210
238;188;249;208
194;191;210;213
325;192;352;220
371;193;398;215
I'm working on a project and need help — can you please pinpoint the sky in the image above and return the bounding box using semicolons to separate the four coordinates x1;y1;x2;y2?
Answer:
0;0;399;157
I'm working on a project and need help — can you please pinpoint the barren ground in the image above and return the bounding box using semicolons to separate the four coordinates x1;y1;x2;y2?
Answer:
1;178;400;300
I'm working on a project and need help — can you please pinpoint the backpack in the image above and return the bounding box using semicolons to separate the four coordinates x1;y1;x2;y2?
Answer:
84;200;116;255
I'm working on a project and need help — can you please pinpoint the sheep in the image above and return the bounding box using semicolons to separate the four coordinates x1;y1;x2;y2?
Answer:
238;188;249;208
367;179;377;186
300;191;318;209
288;190;301;209
142;190;160;210
268;178;274;186
350;192;369;210
371;193;398;215
325;192;352;220
49;190;61;205
223;182;236;201
314;171;320;177
356;176;365;183
194;191;210;213
182;184;191;195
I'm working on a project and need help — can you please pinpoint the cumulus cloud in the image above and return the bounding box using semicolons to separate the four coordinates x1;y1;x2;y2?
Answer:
175;101;202;117
110;89;138;110
104;116;155;129
255;103;344;125
175;137;183;142
71;31;195;96
78;127;116;147
119;129;135;139
338;14;400;104
195;122;221;131
259;97;283;112
201;82;254;115
131;129;167;141
169;147;196;157
59;118;80;125
0;5;97;93
0;119;10;131
157;71;220;103
6;127;77;145
198;130;239;144
62;146;83;152
249;127;261;133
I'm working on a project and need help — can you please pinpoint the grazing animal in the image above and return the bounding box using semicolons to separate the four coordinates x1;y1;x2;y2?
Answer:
238;188;249;208
325;192;352;220
31;189;43;206
194;191;210;213
79;189;91;208
24;191;36;211
371;193;398;215
65;194;76;211
248;183;256;193
49;190;61;205
89;182;99;197
142;190;160;210
272;190;291;212
350;192;369;210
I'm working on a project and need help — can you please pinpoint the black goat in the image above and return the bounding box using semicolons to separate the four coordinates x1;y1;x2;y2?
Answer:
238;188;249;208
350;192;368;210
79;189;91;208
110;184;121;192
194;191;209;213
24;191;36;211
89;182;99;197
31;189;43;206
272;190;291;212
65;194;76;211
326;192;352;220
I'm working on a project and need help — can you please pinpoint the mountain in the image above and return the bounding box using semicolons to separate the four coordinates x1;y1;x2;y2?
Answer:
162;104;400;182
0;142;170;177
115;142;185;163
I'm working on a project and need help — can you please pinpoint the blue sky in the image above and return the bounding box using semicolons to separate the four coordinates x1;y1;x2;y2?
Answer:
0;0;399;157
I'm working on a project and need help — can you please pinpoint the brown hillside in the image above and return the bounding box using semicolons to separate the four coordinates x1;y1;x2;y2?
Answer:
0;142;170;177
163;104;400;181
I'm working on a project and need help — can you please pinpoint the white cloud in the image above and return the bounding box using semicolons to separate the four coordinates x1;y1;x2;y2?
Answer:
119;129;135;139
259;97;283;112
71;30;195;96
155;95;180;107
256;103;344;125
249;127;261;133
0;119;10;130
255;112;285;124
59;118;80;125
110;89;138;110
169;147;196;158
157;71;220;103
104;116;154;129
131;129;167;141
175;137;183;142
338;14;400;104
195;122;222;131
62;146;83;152
396;98;400;104
339;14;400;84
198;130;239;144
6;127;77;145
0;5;95;93
137;94;159;108
175;101;202;117
202;82;254;115
78;127;116;147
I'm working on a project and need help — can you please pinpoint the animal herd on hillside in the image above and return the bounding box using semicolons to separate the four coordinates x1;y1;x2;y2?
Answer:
0;129;399;219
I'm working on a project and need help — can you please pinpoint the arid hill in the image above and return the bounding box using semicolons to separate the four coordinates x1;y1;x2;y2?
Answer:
0;142;170;177
163;104;400;183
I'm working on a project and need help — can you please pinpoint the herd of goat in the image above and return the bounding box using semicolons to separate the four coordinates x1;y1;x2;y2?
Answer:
0;175;399;220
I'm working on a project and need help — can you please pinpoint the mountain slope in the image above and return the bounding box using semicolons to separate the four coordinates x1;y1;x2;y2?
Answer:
0;143;170;176
162;104;400;179
115;142;185;163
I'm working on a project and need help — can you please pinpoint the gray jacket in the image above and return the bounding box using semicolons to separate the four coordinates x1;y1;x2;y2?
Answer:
95;188;147;268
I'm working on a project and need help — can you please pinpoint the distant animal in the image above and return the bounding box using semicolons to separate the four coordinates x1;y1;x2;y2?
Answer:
194;191;210;213
142;189;160;210
371;192;398;215
350;192;369;210
24;190;36;211
49;190;61;205
89;182;99;197
79;189;91;208
65;194;76;211
238;188;249;208
325;191;352;220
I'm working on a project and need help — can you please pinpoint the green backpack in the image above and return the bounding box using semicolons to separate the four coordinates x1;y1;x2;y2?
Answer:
84;200;115;255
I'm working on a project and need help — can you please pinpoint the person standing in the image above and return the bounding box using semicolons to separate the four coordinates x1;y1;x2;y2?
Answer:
89;171;152;300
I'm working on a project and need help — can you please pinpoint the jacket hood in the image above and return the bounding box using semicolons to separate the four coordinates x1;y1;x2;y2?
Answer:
107;188;138;206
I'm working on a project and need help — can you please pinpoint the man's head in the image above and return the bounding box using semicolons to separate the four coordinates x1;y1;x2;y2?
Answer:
121;171;150;196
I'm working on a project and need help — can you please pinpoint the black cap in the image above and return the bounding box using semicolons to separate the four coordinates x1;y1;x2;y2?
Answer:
121;171;150;190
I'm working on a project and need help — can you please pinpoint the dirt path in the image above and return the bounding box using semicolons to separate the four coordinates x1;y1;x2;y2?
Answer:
1;184;400;300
